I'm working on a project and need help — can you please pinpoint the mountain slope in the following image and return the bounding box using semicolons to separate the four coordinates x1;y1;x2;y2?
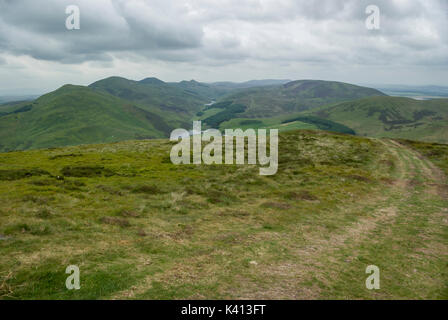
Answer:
89;76;207;116
313;96;448;143
209;79;291;90
0;130;446;299
169;80;229;100
0;85;174;151
207;80;386;119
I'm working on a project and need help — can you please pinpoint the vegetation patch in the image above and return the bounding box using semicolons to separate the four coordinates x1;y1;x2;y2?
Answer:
61;166;115;178
100;216;130;227
397;139;448;177
0;168;50;181
28;177;86;191
1;130;447;299
261;201;292;209
96;184;124;196
129;184;165;195
239;119;263;126
203;102;247;128
22;194;55;205
283;190;318;201
118;209;140;217
3;222;52;236
345;174;372;183
36;208;54;219
49;153;83;160
282;116;355;135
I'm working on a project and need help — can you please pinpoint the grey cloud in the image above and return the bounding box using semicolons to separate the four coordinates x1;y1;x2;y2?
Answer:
0;0;203;63
0;0;446;89
0;0;446;66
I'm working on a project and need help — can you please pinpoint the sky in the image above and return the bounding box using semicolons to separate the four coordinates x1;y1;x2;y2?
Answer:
0;0;447;95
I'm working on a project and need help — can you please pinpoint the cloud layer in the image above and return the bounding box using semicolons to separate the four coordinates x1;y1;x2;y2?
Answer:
0;0;447;93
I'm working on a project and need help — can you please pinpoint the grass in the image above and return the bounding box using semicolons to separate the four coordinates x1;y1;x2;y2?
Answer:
314;96;448;143
396;139;448;178
2;78;447;153
0;79;209;152
218;80;385;119
0;130;446;299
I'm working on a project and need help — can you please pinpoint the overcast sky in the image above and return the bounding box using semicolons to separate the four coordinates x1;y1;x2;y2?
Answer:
0;0;447;95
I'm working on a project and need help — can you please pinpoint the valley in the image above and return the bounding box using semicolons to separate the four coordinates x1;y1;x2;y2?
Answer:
0;77;447;299
1;77;447;152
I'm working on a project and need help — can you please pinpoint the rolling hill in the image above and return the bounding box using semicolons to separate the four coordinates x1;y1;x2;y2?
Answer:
311;96;448;143
89;76;207;116
197;80;386;132
0;85;177;151
205;80;386;120
209;79;291;90
0;130;446;299
1;76;306;152
1;76;447;152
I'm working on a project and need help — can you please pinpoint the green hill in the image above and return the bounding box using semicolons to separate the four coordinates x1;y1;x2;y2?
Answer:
0;85;176;152
171;80;231;101
207;80;386;119
2;77;447;152
89;76;207;116
1;77;315;152
313;96;448;143
209;79;291;90
0;130;446;299
197;80;385;133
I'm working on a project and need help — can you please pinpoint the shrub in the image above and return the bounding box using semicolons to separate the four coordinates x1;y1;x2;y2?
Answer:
61;166;115;178
100;216;130;227
0;168;50;181
281;116;355;135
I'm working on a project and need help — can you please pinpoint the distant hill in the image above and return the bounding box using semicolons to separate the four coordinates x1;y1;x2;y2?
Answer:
0;95;39;104
209;79;291;89
1;76;447;151
198;80;386;128
0;76;308;152
208;80;386;119
89;76;207;116
0;85;176;151
170;80;230;100
139;77;166;85
372;84;448;99
312;96;448;143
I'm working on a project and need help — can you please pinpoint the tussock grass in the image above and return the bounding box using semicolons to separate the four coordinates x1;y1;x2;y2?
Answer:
0;130;446;299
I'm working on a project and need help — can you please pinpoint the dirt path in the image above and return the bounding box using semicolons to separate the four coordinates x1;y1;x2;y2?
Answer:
110;138;448;300
233;138;448;299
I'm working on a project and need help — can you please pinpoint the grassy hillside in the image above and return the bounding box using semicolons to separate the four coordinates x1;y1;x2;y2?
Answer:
396;139;448;178
171;80;231;100
209;79;291;90
207;80;386;120
0;130;446;299
0;85;175;152
314;96;448;143
1;77;447;153
89;76;207;116
0;100;34;116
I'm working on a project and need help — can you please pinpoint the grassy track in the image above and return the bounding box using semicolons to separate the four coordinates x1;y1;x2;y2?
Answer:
0;131;446;299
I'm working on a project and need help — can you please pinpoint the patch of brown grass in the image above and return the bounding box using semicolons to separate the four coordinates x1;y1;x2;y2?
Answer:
100;216;130;227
